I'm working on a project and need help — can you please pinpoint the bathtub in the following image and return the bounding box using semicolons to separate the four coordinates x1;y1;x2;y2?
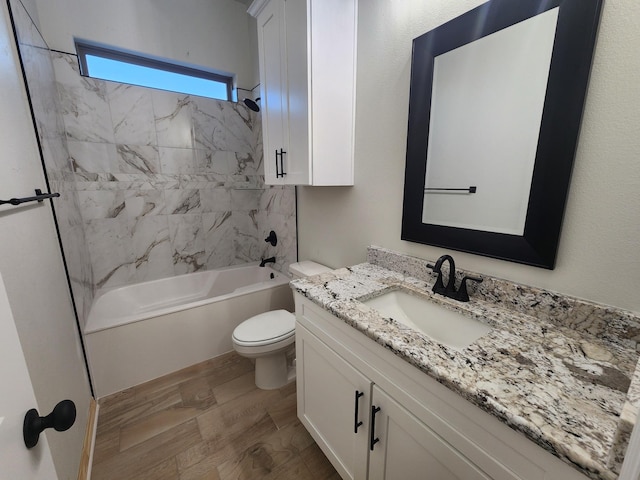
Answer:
84;264;294;398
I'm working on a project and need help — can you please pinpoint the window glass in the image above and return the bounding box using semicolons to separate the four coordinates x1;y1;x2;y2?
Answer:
76;41;233;101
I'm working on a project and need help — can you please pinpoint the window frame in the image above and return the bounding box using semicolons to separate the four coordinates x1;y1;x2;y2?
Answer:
75;40;234;101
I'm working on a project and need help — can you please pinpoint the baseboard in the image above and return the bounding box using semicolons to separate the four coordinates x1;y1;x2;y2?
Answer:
77;399;99;480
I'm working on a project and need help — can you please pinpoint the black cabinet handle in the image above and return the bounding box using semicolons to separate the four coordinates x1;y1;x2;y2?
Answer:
281;149;286;176
354;390;364;433
370;405;381;450
274;149;287;179
276;148;287;178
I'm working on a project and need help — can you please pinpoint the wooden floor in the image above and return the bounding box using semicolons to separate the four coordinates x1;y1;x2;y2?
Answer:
92;352;340;480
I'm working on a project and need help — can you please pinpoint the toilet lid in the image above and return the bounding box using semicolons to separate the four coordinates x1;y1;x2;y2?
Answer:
233;310;295;346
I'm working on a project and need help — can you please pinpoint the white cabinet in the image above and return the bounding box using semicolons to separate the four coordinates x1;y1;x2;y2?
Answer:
253;0;290;183
249;0;356;186
295;293;590;480
368;385;490;480
297;325;370;479
298;322;490;480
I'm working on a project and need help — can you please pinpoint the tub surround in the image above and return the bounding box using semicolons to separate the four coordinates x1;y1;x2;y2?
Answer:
10;0;297;327
290;246;640;479
85;263;294;397
50;50;297;293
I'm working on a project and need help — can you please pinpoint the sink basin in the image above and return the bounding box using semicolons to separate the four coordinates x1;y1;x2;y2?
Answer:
363;290;491;350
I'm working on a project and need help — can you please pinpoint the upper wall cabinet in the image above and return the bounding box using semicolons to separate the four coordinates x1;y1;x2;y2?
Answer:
249;0;357;186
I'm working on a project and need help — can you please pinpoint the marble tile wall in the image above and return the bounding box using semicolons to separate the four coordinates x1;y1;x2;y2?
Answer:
51;52;297;291
10;0;94;328
9;0;297;326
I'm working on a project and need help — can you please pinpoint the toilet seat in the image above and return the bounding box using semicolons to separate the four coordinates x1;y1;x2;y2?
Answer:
232;310;295;347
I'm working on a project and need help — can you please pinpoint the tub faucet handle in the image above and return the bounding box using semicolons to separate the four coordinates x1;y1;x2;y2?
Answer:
264;231;277;246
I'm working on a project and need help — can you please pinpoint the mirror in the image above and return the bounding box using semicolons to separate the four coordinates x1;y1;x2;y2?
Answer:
401;0;603;269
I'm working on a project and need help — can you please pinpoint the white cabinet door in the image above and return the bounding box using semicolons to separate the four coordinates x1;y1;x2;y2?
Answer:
256;0;287;184
297;325;370;480
256;0;310;185
368;385;490;480
280;0;310;184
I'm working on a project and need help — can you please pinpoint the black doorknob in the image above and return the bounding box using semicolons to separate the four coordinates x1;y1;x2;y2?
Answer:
23;399;76;449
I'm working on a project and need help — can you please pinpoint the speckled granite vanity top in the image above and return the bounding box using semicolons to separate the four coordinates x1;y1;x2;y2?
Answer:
290;247;640;480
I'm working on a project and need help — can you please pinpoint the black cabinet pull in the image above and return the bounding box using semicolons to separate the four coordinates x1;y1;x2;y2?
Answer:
354;390;364;433
275;148;287;178
370;405;381;450
280;149;286;177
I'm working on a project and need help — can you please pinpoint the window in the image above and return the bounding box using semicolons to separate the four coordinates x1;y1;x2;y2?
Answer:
75;40;234;101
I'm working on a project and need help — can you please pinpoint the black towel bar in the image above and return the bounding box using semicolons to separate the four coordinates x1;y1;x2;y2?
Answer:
0;189;60;206
424;186;477;194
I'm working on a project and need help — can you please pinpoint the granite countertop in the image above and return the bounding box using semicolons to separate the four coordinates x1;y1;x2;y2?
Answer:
290;248;640;480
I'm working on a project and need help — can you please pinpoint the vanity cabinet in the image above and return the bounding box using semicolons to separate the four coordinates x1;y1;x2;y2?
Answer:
248;0;356;186
295;293;590;480
298;321;489;480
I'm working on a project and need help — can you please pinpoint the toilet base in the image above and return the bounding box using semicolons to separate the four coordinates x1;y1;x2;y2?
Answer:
254;351;296;390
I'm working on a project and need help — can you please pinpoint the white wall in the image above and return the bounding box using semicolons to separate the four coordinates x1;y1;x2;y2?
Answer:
298;0;640;313
15;0;39;28
34;0;259;91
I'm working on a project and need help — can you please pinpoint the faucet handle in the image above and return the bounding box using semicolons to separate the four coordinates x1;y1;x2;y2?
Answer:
454;276;483;302
264;230;277;246
427;263;446;294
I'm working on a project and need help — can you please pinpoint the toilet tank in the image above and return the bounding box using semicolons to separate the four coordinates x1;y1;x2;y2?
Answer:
289;261;332;279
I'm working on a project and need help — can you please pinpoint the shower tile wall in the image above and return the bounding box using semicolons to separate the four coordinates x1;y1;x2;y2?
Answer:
10;0;296;328
52;52;297;290
10;0;94;328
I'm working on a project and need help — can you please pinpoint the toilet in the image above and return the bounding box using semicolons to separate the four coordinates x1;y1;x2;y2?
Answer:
232;261;331;389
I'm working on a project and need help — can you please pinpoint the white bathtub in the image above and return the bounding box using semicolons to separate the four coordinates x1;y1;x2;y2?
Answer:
84;264;294;398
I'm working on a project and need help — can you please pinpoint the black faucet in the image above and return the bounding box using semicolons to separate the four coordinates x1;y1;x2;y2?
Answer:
427;255;483;302
260;256;276;267
428;255;457;295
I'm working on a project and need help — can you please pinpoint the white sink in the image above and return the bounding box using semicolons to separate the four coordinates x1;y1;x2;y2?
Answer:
363;290;491;350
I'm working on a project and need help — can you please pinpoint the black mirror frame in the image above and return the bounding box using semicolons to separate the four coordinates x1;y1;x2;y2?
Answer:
401;0;603;269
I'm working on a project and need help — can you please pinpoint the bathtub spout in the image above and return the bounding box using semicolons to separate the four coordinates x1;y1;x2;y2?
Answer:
260;257;276;267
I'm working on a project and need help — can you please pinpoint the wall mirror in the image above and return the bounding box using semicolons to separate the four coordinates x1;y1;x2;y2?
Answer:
401;0;603;269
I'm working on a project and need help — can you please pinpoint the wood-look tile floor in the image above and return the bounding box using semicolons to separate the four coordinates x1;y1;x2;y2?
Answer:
92;352;340;480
